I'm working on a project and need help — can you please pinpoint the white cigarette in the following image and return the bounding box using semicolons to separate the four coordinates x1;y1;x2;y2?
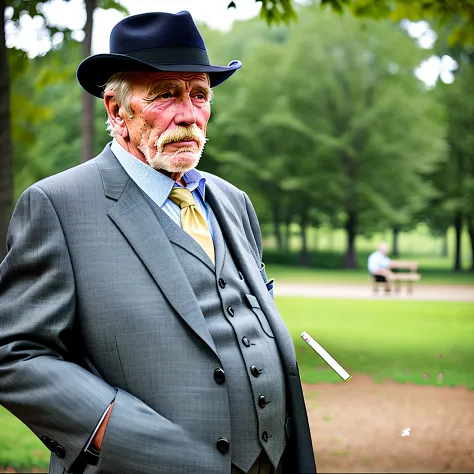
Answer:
300;331;352;382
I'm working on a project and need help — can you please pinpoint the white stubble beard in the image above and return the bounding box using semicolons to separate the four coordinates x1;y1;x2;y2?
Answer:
138;124;208;173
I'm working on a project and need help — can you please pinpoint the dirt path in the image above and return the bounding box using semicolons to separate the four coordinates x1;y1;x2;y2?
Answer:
304;374;474;473
276;283;474;302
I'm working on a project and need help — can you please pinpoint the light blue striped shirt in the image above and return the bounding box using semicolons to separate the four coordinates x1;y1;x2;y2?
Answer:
111;140;213;238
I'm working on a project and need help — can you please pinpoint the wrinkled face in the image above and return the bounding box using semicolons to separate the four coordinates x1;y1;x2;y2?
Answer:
123;71;211;173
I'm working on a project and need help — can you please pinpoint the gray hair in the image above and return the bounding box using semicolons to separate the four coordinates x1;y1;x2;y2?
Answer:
103;72;135;137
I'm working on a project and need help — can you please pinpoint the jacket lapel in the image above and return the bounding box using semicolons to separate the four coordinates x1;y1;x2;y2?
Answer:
205;179;299;376
145;196;215;272
96;148;218;357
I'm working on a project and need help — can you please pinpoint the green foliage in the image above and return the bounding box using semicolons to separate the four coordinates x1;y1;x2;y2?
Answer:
98;0;128;15
279;297;474;388
10;38;111;200
245;0;474;46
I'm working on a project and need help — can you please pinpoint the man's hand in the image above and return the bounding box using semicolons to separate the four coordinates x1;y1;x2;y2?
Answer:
92;402;114;451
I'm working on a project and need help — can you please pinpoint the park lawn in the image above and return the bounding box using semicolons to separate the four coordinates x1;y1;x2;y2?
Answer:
1;297;473;469
277;297;474;389
266;264;474;285
0;406;49;470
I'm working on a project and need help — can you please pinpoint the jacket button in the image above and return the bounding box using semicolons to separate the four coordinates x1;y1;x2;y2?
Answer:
216;437;229;454
258;395;267;408
262;431;269;442
250;365;260;377
213;368;226;385
227;306;234;317
238;271;245;280
242;337;251;347
48;439;57;451
55;445;66;458
218;278;226;289
40;435;49;446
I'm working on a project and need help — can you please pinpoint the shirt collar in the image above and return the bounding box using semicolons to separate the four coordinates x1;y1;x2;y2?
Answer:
111;139;207;207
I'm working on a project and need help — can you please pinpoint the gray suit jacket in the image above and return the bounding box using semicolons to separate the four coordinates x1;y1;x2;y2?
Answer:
0;145;316;474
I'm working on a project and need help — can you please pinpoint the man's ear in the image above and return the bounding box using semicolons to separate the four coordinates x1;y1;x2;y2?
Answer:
104;92;129;138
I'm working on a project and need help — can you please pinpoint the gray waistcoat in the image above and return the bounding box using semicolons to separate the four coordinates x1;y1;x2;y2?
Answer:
150;200;287;473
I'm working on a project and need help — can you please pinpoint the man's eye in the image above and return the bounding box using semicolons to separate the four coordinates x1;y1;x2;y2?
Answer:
194;93;207;100
158;92;172;99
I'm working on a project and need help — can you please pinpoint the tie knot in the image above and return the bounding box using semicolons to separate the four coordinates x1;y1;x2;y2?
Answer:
169;187;195;209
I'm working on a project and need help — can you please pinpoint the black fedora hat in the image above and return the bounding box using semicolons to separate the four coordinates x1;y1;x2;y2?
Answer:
77;11;242;98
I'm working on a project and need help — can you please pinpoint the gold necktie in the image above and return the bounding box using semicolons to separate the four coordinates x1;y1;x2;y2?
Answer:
169;187;215;264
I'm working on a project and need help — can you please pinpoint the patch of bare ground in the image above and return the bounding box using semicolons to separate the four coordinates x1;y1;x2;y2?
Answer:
304;374;474;473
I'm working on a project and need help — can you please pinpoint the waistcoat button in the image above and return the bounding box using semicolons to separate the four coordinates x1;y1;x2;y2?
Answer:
242;337;251;347
48;439;58;451
55;445;66;458
216;437;230;454
213;368;226;385
218;278;226;288
258;395;267;408
227;306;234;317
262;431;269;442
250;365;260;377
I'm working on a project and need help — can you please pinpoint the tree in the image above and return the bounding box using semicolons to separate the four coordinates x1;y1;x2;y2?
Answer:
81;0;127;163
277;8;446;268
204;7;446;268
441;65;474;271
10;37;113;204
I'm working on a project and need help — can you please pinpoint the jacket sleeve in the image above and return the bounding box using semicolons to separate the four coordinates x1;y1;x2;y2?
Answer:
0;185;117;470
0;185;218;474
241;192;274;298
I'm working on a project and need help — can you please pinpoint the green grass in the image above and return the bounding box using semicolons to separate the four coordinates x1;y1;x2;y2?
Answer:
266;264;474;285
0;407;49;470
278;297;474;388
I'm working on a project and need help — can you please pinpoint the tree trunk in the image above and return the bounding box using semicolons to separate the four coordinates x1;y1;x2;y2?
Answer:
81;0;97;163
343;210;358;268
392;226;400;257
466;216;474;272
342;153;358;269
313;227;319;251
284;215;291;252
453;211;463;272
299;209;310;267
0;0;13;260
271;199;282;251
441;230;448;258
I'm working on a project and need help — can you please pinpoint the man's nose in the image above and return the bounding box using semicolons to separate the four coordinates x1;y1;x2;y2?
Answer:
174;96;196;125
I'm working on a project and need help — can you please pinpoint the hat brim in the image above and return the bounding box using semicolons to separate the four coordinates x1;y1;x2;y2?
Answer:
77;53;242;98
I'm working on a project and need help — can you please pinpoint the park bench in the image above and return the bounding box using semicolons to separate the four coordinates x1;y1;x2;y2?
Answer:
372;260;421;294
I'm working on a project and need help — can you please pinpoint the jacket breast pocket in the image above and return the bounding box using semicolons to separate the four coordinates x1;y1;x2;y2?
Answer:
245;294;274;338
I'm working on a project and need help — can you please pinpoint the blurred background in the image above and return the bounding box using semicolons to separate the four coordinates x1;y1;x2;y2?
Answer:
0;0;473;472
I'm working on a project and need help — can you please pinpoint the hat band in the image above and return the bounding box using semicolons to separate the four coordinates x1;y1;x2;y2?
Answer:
124;47;211;66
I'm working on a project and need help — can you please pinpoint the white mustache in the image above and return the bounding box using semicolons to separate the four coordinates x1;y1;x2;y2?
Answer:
155;124;208;152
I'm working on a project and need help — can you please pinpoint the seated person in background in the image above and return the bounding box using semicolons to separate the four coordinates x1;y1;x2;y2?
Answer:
368;242;392;281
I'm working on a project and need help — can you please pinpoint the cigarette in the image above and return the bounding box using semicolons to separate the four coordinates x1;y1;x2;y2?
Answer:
300;331;352;382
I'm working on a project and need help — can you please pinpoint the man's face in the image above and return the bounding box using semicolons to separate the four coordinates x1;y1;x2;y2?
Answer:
379;244;389;255
122;71;211;173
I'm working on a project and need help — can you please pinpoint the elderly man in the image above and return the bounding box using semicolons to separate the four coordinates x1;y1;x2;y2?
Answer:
0;11;316;474
368;242;393;281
